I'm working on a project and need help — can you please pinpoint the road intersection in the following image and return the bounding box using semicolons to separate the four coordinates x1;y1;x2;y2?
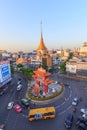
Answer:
0;73;87;130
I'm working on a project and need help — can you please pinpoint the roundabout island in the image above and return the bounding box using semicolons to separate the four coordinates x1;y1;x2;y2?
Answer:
26;67;64;105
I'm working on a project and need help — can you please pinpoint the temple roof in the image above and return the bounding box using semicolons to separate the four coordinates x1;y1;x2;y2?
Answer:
33;70;51;77
32;74;54;85
32;68;51;77
37;31;47;51
32;67;54;85
16;58;24;64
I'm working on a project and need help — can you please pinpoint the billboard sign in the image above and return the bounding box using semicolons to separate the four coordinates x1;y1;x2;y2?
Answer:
0;60;11;87
66;64;76;74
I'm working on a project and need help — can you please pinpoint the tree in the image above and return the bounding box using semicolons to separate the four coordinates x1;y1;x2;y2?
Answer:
59;62;66;73
67;52;73;61
42;64;48;71
17;64;23;68
10;64;14;74
21;68;33;80
10;61;14;74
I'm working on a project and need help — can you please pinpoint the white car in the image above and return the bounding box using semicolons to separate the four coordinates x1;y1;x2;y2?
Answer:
82;114;87;118
72;98;78;106
17;84;22;91
7;102;14;109
17;80;21;85
80;108;87;114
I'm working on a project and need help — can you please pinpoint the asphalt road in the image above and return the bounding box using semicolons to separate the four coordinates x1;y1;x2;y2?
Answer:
0;73;87;130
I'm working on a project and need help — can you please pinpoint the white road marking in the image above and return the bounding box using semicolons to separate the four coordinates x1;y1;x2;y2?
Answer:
84;88;87;90
22;114;29;118
58;105;72;115
59;110;66;115
56;101;66;109
55;86;72;109
66;105;72;110
66;97;69;101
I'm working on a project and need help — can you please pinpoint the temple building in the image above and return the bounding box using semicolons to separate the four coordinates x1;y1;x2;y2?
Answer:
37;24;52;68
37;30;47;57
29;23;53;68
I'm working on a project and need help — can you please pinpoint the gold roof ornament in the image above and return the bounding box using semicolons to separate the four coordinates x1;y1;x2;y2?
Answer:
37;21;47;50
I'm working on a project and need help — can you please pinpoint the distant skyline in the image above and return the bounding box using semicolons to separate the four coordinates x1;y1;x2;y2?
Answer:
0;0;87;52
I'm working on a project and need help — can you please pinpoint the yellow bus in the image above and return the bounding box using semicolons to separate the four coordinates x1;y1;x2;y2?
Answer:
29;107;55;121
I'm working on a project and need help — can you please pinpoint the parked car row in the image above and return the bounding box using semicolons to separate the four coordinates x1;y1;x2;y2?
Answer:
7;79;30;112
0;79;22;96
64;112;87;130
76;115;87;130
17;79;22;91
64;96;87;129
7;98;29;112
0;78;30;129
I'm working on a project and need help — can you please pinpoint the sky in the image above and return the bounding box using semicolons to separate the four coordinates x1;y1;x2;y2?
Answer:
0;0;87;52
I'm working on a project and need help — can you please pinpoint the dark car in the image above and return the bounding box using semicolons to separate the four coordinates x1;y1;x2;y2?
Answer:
78;123;87;130
0;91;4;96
64;113;73;129
76;116;87;126
21;98;29;108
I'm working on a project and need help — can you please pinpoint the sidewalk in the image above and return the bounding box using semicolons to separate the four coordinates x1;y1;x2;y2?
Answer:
60;74;87;80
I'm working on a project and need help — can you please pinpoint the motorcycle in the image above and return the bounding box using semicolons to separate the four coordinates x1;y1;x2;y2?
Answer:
73;107;77;112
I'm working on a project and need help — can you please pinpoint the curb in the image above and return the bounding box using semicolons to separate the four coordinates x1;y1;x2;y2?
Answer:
59;74;87;80
30;90;65;105
26;83;65;105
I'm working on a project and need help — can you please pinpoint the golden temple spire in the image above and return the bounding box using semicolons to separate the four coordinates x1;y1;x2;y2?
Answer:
37;21;47;50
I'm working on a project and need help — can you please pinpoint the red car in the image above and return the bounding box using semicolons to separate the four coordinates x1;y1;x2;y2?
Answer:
13;104;22;113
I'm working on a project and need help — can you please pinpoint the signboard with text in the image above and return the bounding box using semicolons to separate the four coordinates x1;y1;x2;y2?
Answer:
0;60;11;87
66;64;76;74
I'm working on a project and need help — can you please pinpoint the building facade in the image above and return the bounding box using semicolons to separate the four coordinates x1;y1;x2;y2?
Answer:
76;42;87;57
